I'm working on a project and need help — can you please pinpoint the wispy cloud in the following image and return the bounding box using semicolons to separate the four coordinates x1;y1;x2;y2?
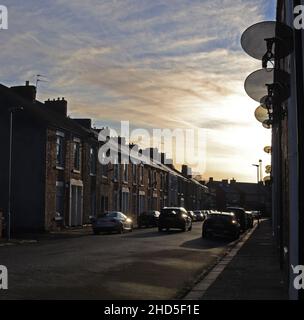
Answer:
0;0;275;181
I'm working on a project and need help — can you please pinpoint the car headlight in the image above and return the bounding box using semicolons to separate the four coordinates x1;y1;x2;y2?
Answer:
126;218;132;223
182;214;188;219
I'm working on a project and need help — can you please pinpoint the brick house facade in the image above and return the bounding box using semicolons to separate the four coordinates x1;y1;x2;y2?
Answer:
0;82;210;234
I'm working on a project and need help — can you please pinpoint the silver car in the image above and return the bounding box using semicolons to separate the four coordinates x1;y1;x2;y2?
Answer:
92;211;133;234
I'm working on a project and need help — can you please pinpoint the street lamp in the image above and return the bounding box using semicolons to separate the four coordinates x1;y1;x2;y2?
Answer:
252;164;260;183
7;106;23;241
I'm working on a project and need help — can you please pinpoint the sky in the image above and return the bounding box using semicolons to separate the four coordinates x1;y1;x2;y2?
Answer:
0;0;276;182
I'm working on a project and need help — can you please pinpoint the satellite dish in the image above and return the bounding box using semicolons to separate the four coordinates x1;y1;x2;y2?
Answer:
244;68;290;103
264;146;272;154
260;95;273;109
265;165;272;174
263;175;271;182
241;21;293;66
262;119;273;129
254;106;269;123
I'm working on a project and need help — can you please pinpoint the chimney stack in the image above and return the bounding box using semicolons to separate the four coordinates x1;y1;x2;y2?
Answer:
11;81;37;102
45;98;67;116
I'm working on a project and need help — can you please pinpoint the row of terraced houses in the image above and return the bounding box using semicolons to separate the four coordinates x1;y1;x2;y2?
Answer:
0;82;210;233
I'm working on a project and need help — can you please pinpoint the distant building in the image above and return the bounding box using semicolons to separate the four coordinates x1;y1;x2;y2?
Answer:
206;177;271;215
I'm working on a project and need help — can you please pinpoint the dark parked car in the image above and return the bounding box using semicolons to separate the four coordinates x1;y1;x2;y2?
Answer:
226;207;248;232
202;212;241;240
245;211;254;228
91;211;133;234
193;210;205;221
188;210;196;221
138;210;160;228
251;210;262;219
158;207;192;232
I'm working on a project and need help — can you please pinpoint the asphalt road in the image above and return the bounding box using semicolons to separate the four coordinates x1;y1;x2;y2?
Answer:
0;223;235;300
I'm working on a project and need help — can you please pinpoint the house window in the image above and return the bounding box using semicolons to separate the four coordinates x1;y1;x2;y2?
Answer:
113;163;120;181
100;196;109;213
113;190;120;211
123;163;128;182
139;165;144;185
122;192;129;213
153;171;157;188
148;170;152;187
73;139;81;171
56;133;65;168
100;150;108;177
132;164;137;183
56;182;65;217
152;196;157;210
139;194;145;215
91;192;96;217
133;193;137;215
90;147;97;175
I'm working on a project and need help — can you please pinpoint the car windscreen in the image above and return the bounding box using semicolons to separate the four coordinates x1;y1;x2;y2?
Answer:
99;212;118;218
161;209;179;216
209;215;233;222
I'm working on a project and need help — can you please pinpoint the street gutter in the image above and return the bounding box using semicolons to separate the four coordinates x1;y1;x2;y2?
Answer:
182;222;258;300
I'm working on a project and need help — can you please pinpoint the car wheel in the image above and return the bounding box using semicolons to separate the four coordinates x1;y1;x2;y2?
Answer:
118;225;124;234
234;231;240;240
158;226;163;232
182;223;187;232
202;229;207;238
188;224;192;231
129;225;133;232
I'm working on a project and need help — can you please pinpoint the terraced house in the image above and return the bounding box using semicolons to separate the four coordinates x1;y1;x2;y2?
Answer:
0;82;210;234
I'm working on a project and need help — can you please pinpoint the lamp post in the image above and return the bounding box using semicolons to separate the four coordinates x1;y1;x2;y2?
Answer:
252;164;260;184
7;107;23;241
259;159;263;182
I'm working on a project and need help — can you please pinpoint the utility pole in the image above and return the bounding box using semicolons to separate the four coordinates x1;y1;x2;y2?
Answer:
252;163;260;183
7;107;23;241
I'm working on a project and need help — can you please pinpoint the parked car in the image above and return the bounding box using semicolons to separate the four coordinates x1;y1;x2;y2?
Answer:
188;210;196;221
138;210;160;228
251;210;262;220
91;211;133;234
193;210;205;221
158;207;192;232
245;211;254;228
202;211;241;240
226;207;248;232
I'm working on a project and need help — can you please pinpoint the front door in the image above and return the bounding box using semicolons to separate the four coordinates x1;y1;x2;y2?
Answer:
70;185;83;226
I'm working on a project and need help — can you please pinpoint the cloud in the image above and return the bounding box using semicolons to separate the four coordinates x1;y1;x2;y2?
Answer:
0;0;275;181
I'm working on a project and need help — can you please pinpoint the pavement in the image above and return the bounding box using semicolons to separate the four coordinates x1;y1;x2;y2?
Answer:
185;219;288;300
0;222;236;300
0;226;93;246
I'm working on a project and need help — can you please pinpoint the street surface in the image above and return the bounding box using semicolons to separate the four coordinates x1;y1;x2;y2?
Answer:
0;223;235;300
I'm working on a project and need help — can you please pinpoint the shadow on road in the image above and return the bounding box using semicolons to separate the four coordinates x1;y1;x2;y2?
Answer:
124;229;185;238
181;237;232;250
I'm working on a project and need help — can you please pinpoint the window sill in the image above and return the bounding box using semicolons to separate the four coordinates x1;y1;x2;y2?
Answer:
56;166;64;171
72;169;81;174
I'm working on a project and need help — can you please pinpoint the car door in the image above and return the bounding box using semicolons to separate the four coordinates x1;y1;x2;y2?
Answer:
183;209;191;227
121;213;132;229
119;213;127;229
